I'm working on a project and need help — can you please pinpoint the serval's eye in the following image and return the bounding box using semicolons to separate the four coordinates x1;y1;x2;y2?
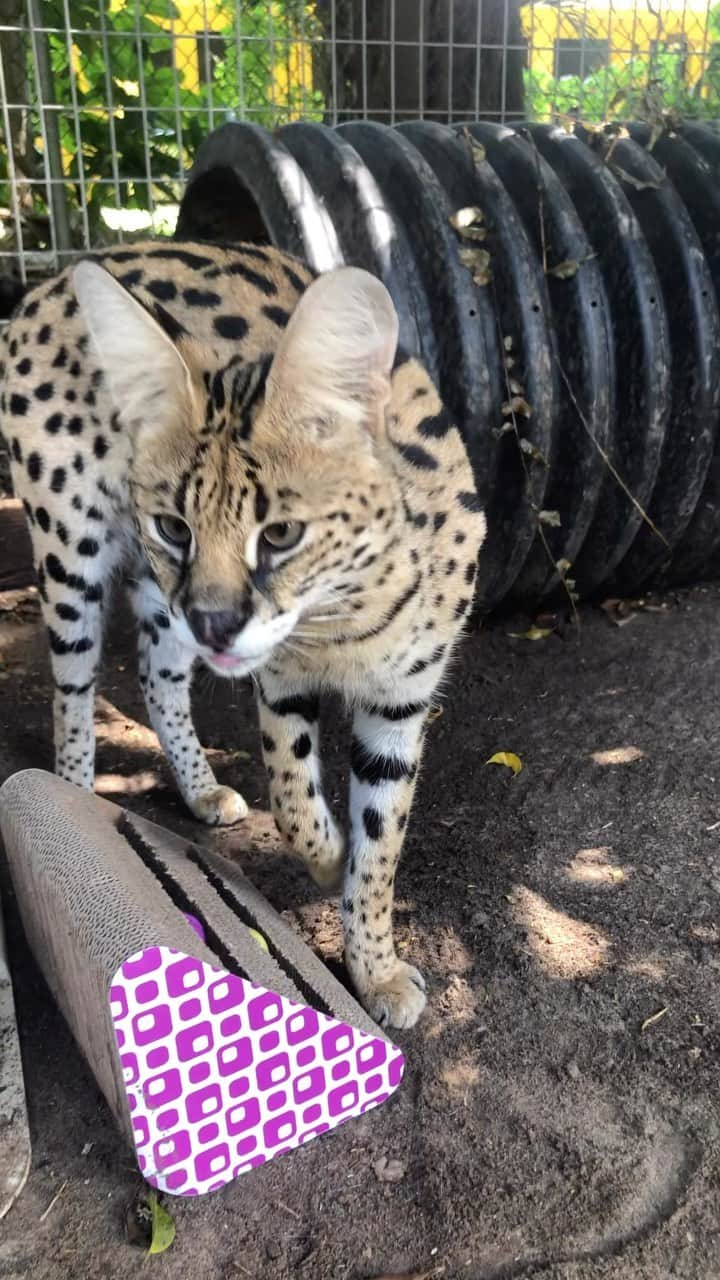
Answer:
154;514;192;548
261;520;305;552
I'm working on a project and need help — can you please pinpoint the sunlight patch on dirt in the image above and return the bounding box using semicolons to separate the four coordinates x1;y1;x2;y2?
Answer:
510;886;611;978
439;1055;481;1095
95;770;163;796
95;696;160;751
591;745;646;766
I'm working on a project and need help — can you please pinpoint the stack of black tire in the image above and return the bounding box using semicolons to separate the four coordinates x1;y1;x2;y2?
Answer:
176;119;720;612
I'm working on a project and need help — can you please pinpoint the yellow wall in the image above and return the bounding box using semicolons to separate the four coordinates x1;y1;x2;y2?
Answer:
71;2;711;129
162;0;235;95
157;0;312;101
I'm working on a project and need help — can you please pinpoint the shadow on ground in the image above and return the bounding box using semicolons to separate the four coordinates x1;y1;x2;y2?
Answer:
1;584;719;1280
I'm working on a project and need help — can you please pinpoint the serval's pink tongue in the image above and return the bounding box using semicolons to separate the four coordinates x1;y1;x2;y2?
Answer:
110;946;405;1197
207;652;244;669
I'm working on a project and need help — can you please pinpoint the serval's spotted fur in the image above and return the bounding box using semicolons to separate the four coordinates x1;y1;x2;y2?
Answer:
0;240;486;1027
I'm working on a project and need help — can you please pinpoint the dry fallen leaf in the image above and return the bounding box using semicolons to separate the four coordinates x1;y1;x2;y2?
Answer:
502;395;532;419
519;437;549;467
538;509;561;528
640;1006;668;1033
462;127;486;168
492;421;515;440
458;246;492;286
449;206;486;241
547;258;580;279
450;204;484;227
600;597;637;628
373;1155;406;1183
508;625;553;641
486;751;523;776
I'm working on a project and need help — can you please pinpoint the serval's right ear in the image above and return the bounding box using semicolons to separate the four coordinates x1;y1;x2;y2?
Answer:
73;260;194;437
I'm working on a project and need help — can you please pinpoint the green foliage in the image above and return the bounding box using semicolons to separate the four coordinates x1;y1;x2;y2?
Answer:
5;0;720;259
0;0;325;252
526;15;720;124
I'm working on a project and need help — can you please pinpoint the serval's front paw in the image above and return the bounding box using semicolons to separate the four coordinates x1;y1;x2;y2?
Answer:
354;960;427;1030
190;785;248;827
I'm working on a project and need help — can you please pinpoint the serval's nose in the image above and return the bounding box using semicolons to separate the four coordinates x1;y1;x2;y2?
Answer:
187;608;244;651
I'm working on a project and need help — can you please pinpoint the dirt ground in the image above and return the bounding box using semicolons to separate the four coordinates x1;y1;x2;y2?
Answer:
0;582;719;1280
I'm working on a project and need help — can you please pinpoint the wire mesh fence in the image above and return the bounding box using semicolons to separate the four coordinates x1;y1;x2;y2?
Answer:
1;0;719;285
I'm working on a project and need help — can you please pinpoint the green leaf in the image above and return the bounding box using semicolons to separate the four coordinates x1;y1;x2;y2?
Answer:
248;928;270;953
148;1192;175;1255
486;751;523;776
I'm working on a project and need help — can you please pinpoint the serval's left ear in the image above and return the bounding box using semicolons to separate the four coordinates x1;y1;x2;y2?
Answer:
265;267;399;439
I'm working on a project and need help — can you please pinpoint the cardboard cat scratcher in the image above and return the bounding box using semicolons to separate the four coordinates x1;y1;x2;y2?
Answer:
0;899;31;1219
0;770;405;1199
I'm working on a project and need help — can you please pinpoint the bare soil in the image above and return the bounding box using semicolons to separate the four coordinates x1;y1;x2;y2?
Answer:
1;583;719;1280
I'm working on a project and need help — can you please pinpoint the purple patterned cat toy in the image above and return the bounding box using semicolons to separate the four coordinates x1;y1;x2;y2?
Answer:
110;945;405;1197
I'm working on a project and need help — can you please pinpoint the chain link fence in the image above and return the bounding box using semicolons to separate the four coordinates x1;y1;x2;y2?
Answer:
1;0;719;286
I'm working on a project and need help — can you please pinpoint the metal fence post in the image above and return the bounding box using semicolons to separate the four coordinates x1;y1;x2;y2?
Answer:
27;0;72;265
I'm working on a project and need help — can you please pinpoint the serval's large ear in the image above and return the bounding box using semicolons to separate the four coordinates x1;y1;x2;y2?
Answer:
265;267;399;438
73;260;194;436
